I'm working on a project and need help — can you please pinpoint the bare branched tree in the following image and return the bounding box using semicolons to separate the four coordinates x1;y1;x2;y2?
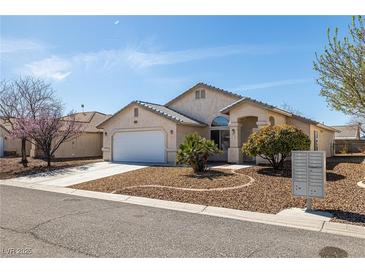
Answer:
0;77;59;166
12;107;83;167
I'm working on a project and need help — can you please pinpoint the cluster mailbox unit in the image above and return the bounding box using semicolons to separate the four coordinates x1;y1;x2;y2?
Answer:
291;151;326;210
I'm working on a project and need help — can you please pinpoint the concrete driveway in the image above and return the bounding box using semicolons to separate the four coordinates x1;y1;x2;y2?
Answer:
2;162;147;187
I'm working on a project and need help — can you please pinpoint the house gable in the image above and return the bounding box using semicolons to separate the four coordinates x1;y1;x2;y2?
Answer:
166;83;241;125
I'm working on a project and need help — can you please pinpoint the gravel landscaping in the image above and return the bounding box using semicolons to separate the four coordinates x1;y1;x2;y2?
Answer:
73;167;252;191
72;157;365;226
0;157;102;179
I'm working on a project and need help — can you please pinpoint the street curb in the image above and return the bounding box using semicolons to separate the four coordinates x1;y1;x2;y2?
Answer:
1;181;365;239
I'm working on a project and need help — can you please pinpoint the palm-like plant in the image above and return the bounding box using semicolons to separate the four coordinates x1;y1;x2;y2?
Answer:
177;133;222;173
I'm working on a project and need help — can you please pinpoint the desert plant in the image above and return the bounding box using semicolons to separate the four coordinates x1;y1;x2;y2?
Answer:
242;125;310;170
176;132;222;173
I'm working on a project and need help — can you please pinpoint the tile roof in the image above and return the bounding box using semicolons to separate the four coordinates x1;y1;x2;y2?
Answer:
136;101;206;126
97;101;206;128
165;82;242;106
332;125;360;139
220;97;338;132
1;112;111;133
61;111;111;133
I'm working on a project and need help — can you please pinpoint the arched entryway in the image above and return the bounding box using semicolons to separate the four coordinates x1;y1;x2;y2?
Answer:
238;116;258;162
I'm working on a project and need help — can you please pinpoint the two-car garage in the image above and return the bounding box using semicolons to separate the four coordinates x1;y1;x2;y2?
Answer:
112;130;166;163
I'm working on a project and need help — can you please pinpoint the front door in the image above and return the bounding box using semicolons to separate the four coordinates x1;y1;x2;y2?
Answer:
210;129;230;161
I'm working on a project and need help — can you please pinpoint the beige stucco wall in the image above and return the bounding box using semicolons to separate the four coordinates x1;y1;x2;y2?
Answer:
267;111;287;125
53;132;103;158
168;87;239;126
286;117;311;136
176;125;208;147
229;102;272;123
0;127;31;156
226;102;335;163
309;125;335;157
287;117;334;156
101;103;178;164
228;102;273;163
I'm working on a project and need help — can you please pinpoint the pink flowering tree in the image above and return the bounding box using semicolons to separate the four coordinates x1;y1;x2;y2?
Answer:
12;108;83;167
0;77;57;166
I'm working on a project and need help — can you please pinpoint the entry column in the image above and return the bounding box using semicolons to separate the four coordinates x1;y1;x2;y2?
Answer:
227;122;241;163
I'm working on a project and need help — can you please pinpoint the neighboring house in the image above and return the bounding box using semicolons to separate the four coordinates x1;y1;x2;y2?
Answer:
0;118;31;157
97;83;337;164
332;124;361;140
30;111;110;159
332;124;365;155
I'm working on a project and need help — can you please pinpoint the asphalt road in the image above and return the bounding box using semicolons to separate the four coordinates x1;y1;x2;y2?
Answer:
1;185;364;258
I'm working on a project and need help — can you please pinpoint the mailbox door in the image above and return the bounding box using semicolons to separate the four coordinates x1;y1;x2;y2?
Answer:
292;152;308;197
308;152;325;198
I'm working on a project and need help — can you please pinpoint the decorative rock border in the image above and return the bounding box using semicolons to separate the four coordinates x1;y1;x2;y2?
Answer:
114;170;255;192
357;180;365;189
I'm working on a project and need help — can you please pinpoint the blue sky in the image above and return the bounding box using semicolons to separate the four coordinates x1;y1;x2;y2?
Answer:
0;16;353;125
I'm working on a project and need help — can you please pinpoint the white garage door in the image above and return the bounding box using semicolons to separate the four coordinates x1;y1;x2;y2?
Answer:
113;130;166;163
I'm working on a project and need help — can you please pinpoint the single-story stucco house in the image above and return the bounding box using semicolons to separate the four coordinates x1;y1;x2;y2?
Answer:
0;111;109;159
30;111;110;159
97;83;337;165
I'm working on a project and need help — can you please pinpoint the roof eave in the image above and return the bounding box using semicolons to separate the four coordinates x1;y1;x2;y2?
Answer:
316;124;339;132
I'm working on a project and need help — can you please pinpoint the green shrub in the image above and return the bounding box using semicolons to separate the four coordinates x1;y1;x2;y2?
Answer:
242;125;310;170
176;133;222;173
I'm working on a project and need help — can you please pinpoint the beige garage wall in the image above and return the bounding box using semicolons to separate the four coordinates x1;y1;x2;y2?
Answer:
53;132;103;158
0;127;31;156
101;104;177;164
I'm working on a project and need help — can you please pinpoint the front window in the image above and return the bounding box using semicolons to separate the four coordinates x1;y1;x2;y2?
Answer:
314;130;319;151
269;116;275;126
211;116;229;127
211;130;230;150
200;89;206;98
211;116;230;150
195;89;206;99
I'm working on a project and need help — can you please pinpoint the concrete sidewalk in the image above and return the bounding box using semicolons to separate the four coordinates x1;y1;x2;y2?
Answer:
1;162;147;187
1;184;365;257
1;179;364;240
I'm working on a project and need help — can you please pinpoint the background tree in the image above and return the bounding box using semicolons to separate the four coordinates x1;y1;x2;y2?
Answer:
242;125;310;170
12;107;83;167
0;77;57;166
314;16;365;124
176;133;222;173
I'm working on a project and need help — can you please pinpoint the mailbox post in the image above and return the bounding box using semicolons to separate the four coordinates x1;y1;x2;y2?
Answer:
292;151;326;211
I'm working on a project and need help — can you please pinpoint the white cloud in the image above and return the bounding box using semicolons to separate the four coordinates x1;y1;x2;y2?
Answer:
125;44;278;68
235;78;313;91
114;20;119;25
1;38;46;54
22;56;72;81
19;43;284;81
